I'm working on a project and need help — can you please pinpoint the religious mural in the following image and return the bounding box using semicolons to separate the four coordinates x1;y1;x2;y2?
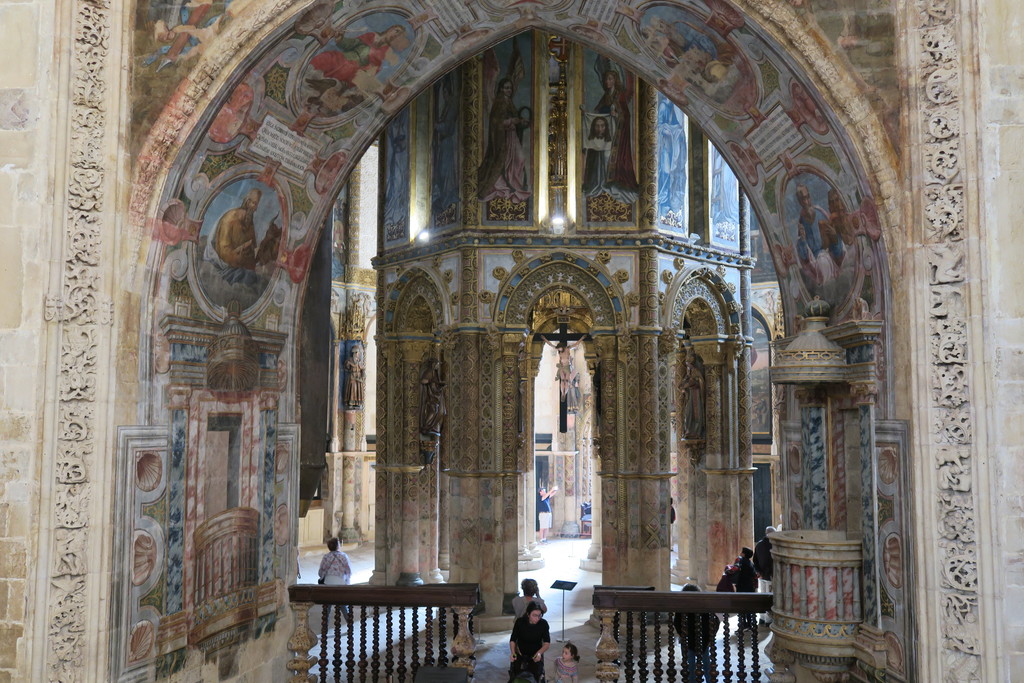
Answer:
709;143;740;250
430;71;462;232
656;93;689;233
478;35;534;225
382;108;411;245
750;313;771;438
580;49;639;225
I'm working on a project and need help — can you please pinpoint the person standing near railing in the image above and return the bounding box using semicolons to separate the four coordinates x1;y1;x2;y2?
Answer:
509;601;550;681
673;583;720;683
732;546;758;631
318;537;352;586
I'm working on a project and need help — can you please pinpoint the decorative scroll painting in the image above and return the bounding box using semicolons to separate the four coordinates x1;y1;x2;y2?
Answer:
478;34;534;225
656;93;689;233
431;71;462;232
382;108;411;246
709;144;739;250
580;48;639;226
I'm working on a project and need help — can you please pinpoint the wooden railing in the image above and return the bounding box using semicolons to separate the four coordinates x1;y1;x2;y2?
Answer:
287;583;481;682
592;588;774;682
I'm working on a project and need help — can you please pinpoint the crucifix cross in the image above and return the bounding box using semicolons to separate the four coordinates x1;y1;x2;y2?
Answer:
540;320;590;433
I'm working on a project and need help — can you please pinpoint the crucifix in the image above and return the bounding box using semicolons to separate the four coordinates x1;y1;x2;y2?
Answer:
540;320;591;433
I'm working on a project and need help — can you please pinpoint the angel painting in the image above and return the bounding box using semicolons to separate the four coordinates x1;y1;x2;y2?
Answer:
581;55;639;205
477;37;532;204
142;0;256;71
302;17;413;118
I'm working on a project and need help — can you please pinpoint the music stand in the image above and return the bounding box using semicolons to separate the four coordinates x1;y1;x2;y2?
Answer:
549;580;578;641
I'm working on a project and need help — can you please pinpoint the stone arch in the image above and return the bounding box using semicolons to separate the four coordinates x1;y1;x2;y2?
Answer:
128;1;899;346
383;268;447;337
496;254;622;331
666;266;740;338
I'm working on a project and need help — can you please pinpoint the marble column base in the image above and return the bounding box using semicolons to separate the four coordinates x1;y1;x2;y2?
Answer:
396;571;424;586
519;557;545;571
425;568;445;584
670;563;694;586
369;569;387;586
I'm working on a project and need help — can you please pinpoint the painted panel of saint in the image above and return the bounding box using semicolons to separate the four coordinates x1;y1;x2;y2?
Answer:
431;71;462;231
581;49;639;225
750;313;772;438
299;13;415;123
782;170;881;310
197;177;283;311
478;35;533;224
382;108;410;245
710;143;740;250
656;93;688;233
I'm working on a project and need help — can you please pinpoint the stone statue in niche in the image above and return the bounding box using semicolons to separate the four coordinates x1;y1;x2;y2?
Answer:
680;347;706;440
419;357;446;437
343;343;365;408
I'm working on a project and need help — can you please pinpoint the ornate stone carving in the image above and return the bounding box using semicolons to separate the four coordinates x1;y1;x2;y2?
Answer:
499;261;617;328
911;0;980;675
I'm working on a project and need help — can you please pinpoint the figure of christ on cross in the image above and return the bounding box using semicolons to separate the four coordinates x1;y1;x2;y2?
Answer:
539;322;590;433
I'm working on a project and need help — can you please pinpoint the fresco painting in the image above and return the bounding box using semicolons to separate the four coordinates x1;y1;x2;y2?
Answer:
478;35;534;224
195;177;283;311
638;4;759;117
382;108;411;245
431;71;462;231
581;48;639;225
656;93;689;233
750;314;772;437
297;14;416;126
710;143;739;249
780;170;882;313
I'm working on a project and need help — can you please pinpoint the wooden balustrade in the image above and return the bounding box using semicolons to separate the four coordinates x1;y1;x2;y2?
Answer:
593;587;774;682
287;583;480;682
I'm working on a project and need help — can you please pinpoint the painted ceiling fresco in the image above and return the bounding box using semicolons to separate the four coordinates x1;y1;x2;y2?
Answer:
142;0;890;343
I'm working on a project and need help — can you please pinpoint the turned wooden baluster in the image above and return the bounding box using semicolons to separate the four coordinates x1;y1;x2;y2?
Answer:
722;612;733;682
751;621;760;682
371;606;381;682
638;610;649;681
411;606;420;676
385;608;394;681
320;604;331;683
287;602;318;683
594;607;620;682
358;606;369;681
694;614;706;682
666;610;677;682
737;615;748;682
346;605;355;681
679;615;691;682
709;613;719;683
397;608;407;682
334;604;344;681
450;606;475;680
625;611;635;681
437;608;449;667
424;607;435;667
652;611;663;682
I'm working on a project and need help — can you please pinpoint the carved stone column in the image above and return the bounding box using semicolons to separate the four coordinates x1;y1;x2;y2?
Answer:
581;435;603;572
339;453;359;544
796;387;829;530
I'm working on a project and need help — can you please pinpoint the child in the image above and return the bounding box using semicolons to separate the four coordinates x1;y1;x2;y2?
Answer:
553;642;580;683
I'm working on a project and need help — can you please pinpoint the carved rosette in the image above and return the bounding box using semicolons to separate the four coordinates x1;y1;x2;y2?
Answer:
911;0;980;677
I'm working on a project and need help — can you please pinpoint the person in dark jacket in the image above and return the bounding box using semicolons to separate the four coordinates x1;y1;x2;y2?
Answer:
732;547;757;630
510;601;550;681
673;583;720;683
753;527;776;624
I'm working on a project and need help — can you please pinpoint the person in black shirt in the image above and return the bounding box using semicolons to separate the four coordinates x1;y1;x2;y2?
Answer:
510;601;551;680
753;527;776;625
673;583;720;683
733;546;758;630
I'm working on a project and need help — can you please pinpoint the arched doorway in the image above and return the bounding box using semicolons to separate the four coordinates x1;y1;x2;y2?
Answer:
108;1;908;680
